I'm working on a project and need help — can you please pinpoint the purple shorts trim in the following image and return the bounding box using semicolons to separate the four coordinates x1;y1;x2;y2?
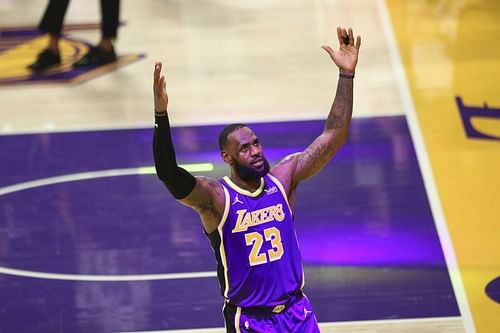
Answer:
223;295;320;333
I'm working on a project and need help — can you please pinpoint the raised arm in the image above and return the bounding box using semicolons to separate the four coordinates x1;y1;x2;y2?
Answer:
272;27;361;192
152;62;224;233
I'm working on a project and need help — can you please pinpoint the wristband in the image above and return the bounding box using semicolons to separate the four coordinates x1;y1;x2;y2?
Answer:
339;73;355;79
155;110;168;117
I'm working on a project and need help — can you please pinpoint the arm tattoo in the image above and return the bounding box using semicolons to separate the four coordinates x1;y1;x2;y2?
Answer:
300;141;332;173
275;153;300;167
325;77;353;131
294;77;353;182
329;111;345;129
195;177;222;216
204;205;221;222
207;177;222;196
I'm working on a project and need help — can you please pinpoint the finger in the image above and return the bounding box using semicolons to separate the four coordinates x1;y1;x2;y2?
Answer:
355;35;362;50
348;28;354;46
159;75;166;90
154;62;161;81
154;76;163;94
342;35;350;46
162;75;167;89
336;26;343;46
157;61;162;71
341;28;349;46
321;45;334;58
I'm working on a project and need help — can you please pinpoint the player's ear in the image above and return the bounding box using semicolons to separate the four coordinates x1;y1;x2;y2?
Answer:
221;150;233;165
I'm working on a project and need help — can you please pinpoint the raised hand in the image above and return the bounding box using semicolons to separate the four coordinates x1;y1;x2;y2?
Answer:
153;62;168;114
321;27;361;75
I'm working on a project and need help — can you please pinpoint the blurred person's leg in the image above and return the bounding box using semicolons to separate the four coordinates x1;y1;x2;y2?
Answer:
73;0;119;67
28;0;70;71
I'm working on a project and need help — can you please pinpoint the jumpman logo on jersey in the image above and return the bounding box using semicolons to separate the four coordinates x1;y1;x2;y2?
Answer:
304;308;312;317
232;194;243;205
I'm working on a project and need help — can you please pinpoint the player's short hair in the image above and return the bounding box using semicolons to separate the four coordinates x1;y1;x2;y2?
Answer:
218;123;247;150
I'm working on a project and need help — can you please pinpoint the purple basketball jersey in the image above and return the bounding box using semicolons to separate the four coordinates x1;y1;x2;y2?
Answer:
208;174;304;308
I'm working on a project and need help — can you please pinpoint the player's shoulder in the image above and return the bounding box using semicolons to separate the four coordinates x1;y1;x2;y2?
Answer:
270;152;301;193
181;176;226;219
195;175;224;194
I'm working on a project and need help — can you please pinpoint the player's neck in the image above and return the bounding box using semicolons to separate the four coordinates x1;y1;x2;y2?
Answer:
229;173;261;192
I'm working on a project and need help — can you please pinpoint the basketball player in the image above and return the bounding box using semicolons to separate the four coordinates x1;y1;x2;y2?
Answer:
153;26;361;332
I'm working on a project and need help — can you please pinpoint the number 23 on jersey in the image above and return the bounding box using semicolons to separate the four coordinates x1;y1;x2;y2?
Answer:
244;227;284;266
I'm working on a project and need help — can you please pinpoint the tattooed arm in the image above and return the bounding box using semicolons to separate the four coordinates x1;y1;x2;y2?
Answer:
180;176;226;234
271;27;361;195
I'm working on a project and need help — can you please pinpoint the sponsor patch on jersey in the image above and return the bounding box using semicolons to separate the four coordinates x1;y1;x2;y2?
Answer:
264;185;278;195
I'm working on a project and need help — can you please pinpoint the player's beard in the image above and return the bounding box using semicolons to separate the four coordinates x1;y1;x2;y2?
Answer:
233;158;270;182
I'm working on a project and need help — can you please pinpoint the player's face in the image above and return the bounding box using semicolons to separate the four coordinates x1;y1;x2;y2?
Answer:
224;127;270;181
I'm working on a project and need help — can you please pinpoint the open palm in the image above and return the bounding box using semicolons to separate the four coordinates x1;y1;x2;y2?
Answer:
321;27;361;75
153;62;168;113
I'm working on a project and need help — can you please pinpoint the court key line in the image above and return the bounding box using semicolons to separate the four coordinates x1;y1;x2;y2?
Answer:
0;163;215;282
0;163;213;196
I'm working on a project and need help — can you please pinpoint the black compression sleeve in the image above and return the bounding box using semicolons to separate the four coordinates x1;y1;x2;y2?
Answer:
153;115;196;199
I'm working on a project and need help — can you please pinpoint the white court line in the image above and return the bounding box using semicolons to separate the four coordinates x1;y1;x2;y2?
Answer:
0;123;159;136
375;0;475;332
0;163;215;282
0;266;217;282
116;316;463;333
0;164;213;196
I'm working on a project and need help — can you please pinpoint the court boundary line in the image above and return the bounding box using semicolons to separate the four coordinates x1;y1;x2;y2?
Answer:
115;316;464;333
0;113;403;136
375;0;474;332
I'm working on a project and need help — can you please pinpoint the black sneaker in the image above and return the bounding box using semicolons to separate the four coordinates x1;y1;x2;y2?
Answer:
73;46;117;68
28;49;61;72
